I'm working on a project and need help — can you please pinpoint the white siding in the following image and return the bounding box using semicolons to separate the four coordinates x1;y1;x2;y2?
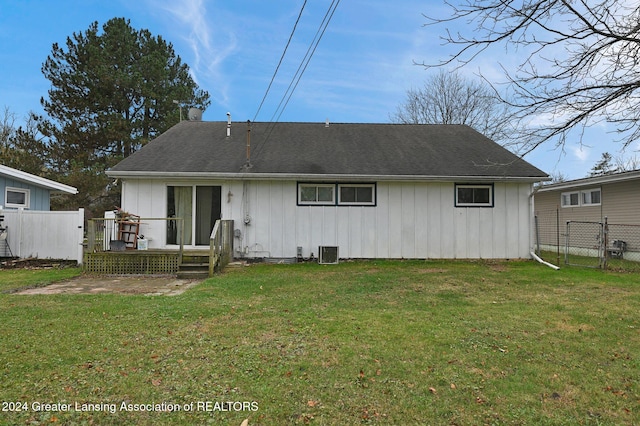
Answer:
2;209;84;262
120;179;534;259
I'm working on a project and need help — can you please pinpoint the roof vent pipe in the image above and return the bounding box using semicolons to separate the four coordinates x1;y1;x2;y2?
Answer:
226;112;231;138
325;118;329;128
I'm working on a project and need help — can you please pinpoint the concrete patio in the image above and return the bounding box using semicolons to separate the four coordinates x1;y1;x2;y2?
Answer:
15;275;202;296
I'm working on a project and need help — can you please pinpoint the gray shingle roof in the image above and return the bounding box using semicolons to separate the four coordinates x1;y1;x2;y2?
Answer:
108;121;548;180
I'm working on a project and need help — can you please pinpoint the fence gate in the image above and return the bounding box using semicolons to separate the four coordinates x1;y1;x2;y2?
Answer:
565;221;604;268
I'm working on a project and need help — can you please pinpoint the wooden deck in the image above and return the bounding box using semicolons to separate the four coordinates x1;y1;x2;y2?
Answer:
84;219;234;276
84;249;185;275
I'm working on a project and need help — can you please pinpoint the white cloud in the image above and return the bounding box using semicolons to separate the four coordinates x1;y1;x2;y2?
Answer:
570;145;590;162
155;0;237;106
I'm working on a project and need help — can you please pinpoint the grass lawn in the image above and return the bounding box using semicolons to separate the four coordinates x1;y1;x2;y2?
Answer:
0;260;638;425
0;267;83;293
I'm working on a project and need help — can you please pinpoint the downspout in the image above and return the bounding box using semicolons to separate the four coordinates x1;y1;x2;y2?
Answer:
529;183;539;260
529;181;560;270
531;251;560;270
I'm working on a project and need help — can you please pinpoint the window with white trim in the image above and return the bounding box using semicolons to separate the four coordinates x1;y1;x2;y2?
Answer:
561;188;600;207
5;187;30;209
581;189;601;206
561;191;580;207
338;184;376;206
298;183;335;205
455;184;494;207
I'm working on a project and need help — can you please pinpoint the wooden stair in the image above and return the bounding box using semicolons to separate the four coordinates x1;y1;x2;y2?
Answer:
177;252;210;279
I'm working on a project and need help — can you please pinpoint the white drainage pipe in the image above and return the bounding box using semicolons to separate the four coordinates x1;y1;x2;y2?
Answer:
531;252;560;270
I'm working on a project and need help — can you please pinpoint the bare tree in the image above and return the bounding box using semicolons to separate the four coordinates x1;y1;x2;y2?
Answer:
548;170;568;184
391;69;513;144
0;109;49;176
0;106;17;152
615;153;640;172
423;0;640;155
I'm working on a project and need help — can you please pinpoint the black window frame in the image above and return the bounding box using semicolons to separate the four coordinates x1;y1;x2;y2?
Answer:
297;182;377;207
454;183;494;208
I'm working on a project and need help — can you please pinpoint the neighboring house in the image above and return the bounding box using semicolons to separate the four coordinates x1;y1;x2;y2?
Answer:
535;169;640;225
0;165;82;262
0;164;78;210
534;169;640;260
107;121;548;260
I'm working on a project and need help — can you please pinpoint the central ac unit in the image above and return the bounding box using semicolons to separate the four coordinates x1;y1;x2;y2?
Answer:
318;246;339;264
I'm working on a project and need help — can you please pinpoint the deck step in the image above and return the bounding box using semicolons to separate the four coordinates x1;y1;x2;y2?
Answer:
178;253;210;279
177;270;209;279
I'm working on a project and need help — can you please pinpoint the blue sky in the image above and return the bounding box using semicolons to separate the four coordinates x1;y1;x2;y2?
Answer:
0;0;632;179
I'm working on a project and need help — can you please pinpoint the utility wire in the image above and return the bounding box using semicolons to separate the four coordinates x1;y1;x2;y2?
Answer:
252;0;341;161
270;0;339;125
252;0;307;123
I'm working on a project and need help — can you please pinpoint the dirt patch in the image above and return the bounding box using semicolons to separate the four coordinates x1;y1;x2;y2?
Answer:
14;275;201;296
1;258;78;269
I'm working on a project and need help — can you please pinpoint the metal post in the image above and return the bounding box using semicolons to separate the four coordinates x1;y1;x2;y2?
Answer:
556;207;560;266
565;221;570;265
535;215;541;257
602;216;608;270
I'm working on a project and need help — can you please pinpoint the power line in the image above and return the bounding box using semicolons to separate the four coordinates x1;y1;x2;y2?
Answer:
252;0;341;161
252;0;307;123
270;0;340;125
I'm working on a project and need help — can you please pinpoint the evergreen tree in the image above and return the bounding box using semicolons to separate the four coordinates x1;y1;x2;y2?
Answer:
38;17;210;214
589;152;617;177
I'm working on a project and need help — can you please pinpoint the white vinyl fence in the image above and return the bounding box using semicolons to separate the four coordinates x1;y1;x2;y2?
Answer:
0;208;84;263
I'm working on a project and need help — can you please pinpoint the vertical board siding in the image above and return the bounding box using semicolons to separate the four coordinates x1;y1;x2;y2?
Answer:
414;185;429;257
2;209;84;262
121;180;533;259
386;183;403;258
401;185;416;258
236;181;531;259
375;184;390;258
492;185;508;258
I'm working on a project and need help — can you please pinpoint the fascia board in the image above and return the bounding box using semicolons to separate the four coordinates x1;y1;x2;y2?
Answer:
537;170;640;192
0;165;78;194
107;170;546;183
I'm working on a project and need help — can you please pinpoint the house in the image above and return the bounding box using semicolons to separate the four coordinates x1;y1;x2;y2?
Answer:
534;169;640;261
535;169;640;225
0;164;78;210
107;121;548;260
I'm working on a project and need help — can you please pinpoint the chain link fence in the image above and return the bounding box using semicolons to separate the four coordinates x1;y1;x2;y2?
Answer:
605;223;640;271
565;221;603;268
534;209;563;266
534;209;640;271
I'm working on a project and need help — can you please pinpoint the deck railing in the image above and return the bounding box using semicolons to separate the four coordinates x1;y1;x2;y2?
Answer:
209;220;234;276
85;217;185;274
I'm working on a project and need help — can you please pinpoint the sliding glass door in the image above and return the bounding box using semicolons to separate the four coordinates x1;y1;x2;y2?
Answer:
167;185;221;246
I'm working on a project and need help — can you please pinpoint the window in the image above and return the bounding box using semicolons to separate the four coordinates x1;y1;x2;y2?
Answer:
5;187;30;208
561;188;601;207
581;189;601;206
297;183;376;206
455;184;493;207
561;192;579;207
338;184;375;205
298;184;335;205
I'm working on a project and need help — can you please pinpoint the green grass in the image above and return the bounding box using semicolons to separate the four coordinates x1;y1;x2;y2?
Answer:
0;267;82;293
0;260;638;425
